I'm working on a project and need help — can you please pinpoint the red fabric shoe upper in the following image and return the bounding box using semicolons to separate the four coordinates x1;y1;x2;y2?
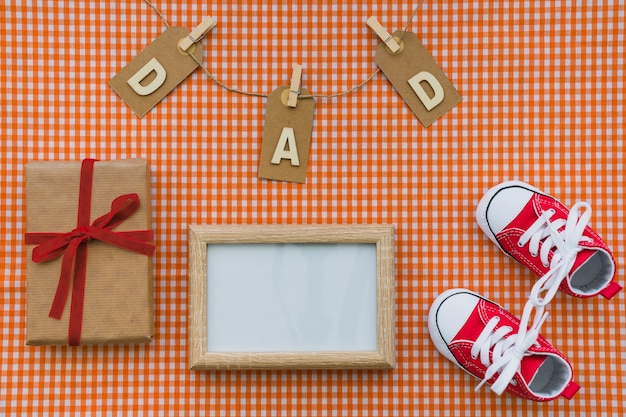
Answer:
493;192;619;298
447;297;574;402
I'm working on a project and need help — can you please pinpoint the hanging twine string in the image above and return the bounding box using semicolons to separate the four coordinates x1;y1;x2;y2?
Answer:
141;0;425;99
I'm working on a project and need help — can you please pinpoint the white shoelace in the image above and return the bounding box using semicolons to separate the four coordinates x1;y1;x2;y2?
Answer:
474;202;592;395
473;302;549;394
522;202;592;307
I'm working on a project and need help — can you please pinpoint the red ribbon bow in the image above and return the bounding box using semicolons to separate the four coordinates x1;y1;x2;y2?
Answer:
25;159;155;346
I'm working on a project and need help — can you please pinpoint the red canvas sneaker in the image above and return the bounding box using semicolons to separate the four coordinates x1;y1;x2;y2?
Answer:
428;289;580;401
476;181;620;302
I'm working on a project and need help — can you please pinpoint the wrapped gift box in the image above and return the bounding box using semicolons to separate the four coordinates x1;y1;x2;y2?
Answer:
25;159;155;345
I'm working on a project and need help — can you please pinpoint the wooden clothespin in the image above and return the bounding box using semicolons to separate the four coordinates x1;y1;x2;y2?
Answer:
287;64;303;108
178;16;217;52
366;16;400;54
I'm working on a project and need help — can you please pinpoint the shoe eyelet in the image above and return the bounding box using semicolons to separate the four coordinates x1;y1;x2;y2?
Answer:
510;379;518;386
542;261;549;267
517;241;524;248
530;252;538;257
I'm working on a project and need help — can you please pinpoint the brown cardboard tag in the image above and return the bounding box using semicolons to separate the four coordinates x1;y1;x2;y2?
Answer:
258;86;316;184
375;31;462;127
109;27;202;118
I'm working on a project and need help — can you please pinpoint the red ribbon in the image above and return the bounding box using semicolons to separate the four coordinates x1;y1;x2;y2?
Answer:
25;159;155;346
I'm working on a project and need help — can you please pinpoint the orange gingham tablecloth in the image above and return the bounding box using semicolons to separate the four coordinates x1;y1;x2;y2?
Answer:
1;1;625;415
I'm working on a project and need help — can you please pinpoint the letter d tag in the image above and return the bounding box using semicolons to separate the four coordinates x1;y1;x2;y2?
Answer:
109;27;202;117
375;31;462;127
258;86;316;183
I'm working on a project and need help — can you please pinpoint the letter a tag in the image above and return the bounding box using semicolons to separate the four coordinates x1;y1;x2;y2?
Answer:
109;27;202;117
258;86;315;183
375;31;462;127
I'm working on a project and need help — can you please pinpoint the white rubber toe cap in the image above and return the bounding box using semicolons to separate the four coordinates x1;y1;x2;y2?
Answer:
428;289;481;364
476;181;540;242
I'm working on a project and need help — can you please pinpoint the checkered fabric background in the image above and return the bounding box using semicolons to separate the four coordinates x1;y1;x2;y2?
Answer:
1;0;625;415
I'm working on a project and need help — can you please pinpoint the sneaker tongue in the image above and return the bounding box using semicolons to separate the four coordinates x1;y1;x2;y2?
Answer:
571;248;595;273
519;354;547;385
568;249;609;295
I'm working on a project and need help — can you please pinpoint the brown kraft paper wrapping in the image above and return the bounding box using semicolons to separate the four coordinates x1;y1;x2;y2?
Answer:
25;159;154;345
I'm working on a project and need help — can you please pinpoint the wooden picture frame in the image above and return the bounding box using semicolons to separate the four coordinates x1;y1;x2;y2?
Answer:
187;224;395;370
